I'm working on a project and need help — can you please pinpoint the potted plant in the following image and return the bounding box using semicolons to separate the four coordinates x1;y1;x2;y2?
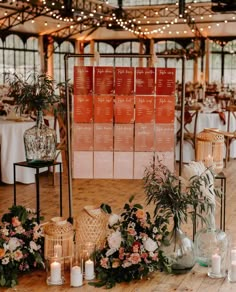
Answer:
6;72;61;163
143;158;218;272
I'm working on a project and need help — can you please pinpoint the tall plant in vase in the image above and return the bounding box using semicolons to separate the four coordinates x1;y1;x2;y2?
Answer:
7;72;61;164
143;158;217;273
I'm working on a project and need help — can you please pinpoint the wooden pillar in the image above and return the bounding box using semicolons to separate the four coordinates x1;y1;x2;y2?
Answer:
205;38;210;84
193;39;199;83
90;40;95;66
149;39;155;67
47;36;54;78
75;40;84;66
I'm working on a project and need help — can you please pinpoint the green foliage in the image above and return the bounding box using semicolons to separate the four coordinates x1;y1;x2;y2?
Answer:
6;72;60;113
89;197;172;289
143;158;218;231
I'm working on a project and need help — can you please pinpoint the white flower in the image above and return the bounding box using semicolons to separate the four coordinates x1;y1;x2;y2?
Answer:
153;227;158;234
108;214;120;227
143;238;158;252
29;241;38;252
2;257;10;265
8;237;21;252
107;230;122;250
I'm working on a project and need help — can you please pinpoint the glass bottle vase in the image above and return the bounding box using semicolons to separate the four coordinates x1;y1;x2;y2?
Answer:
24;110;57;164
161;228;195;273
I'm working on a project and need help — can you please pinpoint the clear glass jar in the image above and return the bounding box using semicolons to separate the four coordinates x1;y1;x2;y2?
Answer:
161;228;195;273
46;257;65;285
24;110;56;163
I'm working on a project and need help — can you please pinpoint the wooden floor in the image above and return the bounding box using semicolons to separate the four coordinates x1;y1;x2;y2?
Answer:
1;160;236;291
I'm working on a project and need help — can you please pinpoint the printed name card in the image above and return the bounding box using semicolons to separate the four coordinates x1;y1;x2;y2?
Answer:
115;67;134;95
114;124;134;151
115;96;134;123
156;68;176;95
94;95;113;123
73;123;93;151
74;66;93;95
136;67;155;95
155;124;174;152
135;96;154;123
156;95;175;123
135;124;154;151
94;123;113;151
74;95;93;123
95;67;114;94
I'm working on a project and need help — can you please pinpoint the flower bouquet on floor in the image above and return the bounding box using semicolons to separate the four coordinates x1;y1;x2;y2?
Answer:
89;196;171;289
0;205;45;287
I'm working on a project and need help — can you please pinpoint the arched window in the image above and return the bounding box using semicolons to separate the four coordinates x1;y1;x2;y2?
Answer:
224;40;236;86
25;37;40;74
54;40;75;83
209;41;222;84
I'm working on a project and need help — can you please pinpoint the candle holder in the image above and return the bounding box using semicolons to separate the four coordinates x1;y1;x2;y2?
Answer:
228;237;236;282
78;242;96;280
46;257;65;285
70;248;83;287
207;233;228;279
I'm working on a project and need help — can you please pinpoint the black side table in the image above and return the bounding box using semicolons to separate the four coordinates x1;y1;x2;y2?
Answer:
13;161;62;223
215;171;227;231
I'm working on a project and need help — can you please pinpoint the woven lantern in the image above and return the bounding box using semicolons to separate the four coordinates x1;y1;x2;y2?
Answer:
76;206;108;249
196;129;224;173
44;217;74;260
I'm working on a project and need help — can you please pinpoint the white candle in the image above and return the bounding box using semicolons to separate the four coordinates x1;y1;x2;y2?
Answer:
50;261;62;284
54;244;62;257
205;154;213;168
231;249;236;261
85;259;95;280
71;266;83;287
211;253;221;275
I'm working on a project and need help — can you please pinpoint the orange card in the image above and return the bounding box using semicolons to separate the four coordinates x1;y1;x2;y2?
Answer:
94;95;113;123
155;124;174;152
74;95;93;123
95;67;114;94
73;123;93;151
74;66;93;95
94;123;113;151
136;67;155;95
135;96;154;123
115;96;134;123
115;67;134;95
114;124;134;151
156;68;176;95
156;95;175;123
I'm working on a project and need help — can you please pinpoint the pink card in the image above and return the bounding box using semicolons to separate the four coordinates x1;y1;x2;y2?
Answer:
115;96;134;123
114;124;134;151
156;68;176;95
73;123;93;151
136;67;155;95
134;152;154;179
135;124;154;151
114;152;133;179
156;152;175;173
74;95;93;123
94;151;113;178
156;95;175;123
94;95;113;123
73;151;93;178
94;67;114;94
135;96;154;123
155;124;174;152
94;123;113;151
74;66;93;95
115;67;134;95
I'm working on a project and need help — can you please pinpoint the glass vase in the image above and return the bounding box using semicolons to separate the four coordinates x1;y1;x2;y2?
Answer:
194;228;228;268
161;228;195;273
24;110;57;163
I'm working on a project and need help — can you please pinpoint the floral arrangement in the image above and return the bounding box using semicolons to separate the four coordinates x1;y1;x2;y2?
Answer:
89;196;171;289
0;205;45;287
160;48;203;60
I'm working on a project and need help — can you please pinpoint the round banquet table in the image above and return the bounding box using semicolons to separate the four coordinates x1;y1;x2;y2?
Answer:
175;111;236;162
0;117;60;184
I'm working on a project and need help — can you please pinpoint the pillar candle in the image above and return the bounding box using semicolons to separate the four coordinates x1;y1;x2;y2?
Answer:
50;261;62;284
211;253;221;275
54;244;62;257
71;266;83;287
85;259;95;280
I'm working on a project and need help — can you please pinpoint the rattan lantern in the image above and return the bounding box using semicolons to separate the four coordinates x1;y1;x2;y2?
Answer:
44;217;74;285
76;206;108;249
196;129;224;173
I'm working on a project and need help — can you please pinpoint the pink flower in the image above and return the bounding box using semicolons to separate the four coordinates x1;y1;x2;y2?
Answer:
100;257;109;269
14;250;23;261
127;228;136;236
122;260;132;268
136;209;146;220
129;253;141;265
12;216;21;227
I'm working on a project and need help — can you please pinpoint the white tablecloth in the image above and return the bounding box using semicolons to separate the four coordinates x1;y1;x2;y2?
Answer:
175;111;236;162
0;117;60;184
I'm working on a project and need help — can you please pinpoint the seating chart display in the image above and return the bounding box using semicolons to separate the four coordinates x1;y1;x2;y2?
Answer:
73;66;176;179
